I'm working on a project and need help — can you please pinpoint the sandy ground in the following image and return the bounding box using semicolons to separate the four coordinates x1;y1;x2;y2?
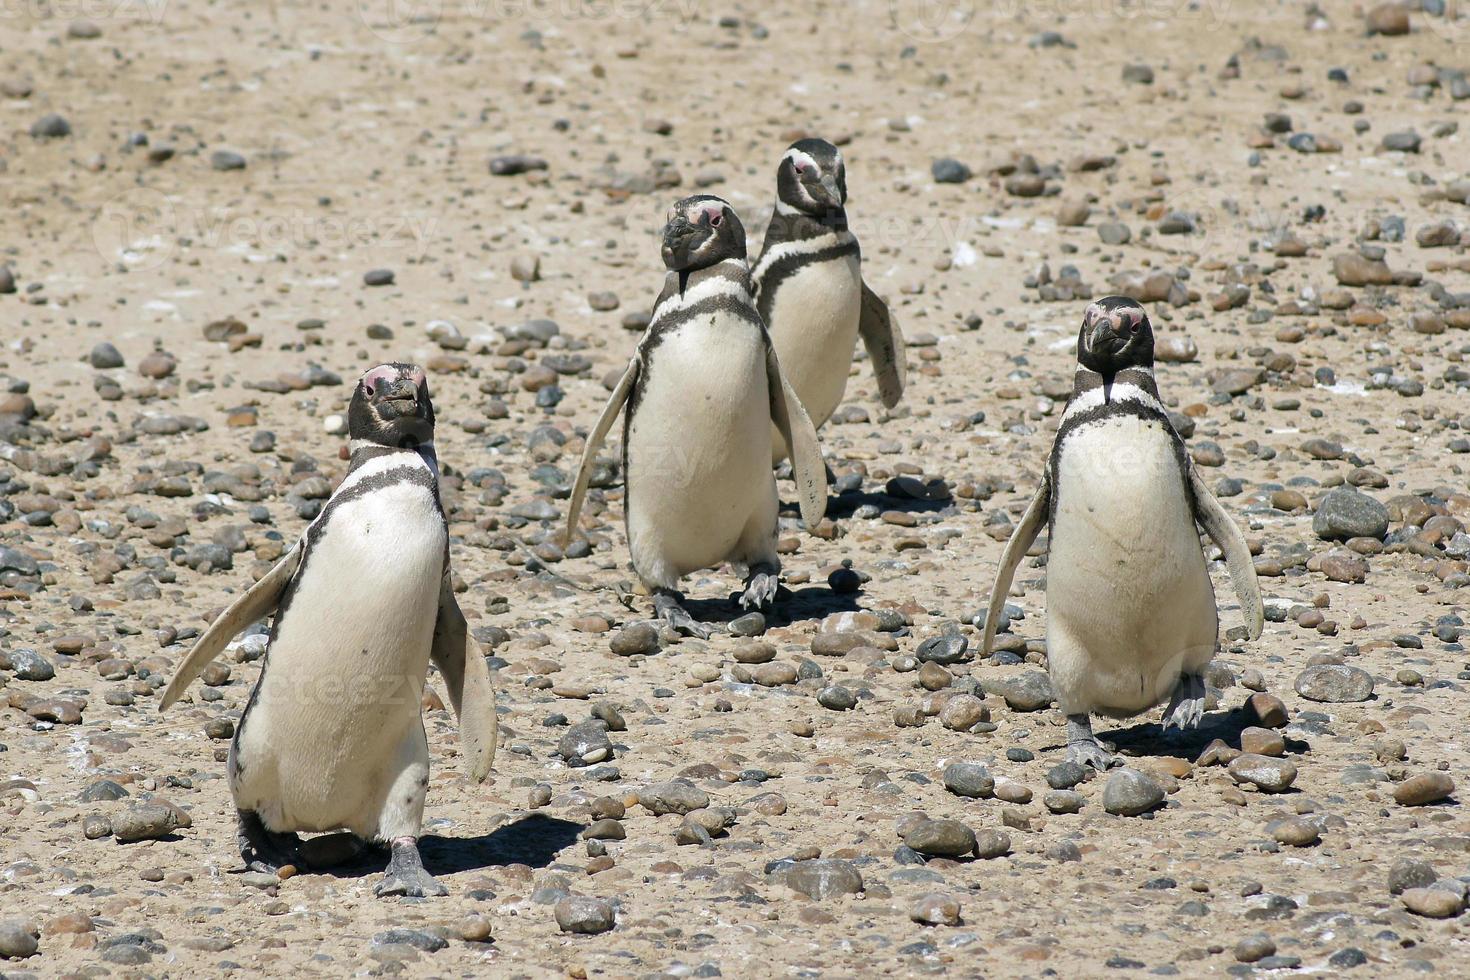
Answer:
2;0;1470;976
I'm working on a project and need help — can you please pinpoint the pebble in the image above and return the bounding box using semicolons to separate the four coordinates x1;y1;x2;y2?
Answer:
902;818;977;858
1393;772;1454;807
931;159;971;184
0;919;40;959
638;780;709;815
30;112;70;138
909;892;962;926
89;342;125;369
1295;664;1374;703
210;149;246;171
1102;768;1165;816
780;859;863;899
1401;887;1466;918
1228;754;1298;793
943;762;994;799
817;684;857;710
1313;487;1390;540
1389;858;1439;894
5;648;56;681
988;671;1054;711
112;801;188;842
610;623;659;656
554;895;616;934
1271;817;1320;847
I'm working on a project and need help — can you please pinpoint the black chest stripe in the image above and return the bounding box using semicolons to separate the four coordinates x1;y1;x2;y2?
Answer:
754;238;861;324
1047;400;1197;530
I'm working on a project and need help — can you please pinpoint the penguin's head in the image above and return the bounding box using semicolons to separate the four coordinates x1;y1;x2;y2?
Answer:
349;362;435;449
661;195;746;271
1077;296;1154;375
776;138;846;217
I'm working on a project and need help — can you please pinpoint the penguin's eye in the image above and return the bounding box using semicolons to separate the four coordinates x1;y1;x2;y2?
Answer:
363;383;375;397
710;212;722;227
794;163;806;175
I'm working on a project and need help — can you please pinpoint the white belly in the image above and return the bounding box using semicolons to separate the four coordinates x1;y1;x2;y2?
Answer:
626;314;777;586
766;254;862;431
1045;417;1217;715
232;478;446;833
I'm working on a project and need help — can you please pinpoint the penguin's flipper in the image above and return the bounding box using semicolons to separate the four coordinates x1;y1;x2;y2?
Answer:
1190;468;1265;641
858;281;906;409
563;357;638;547
766;344;828;530
430;576;499;782
982;477;1050;657
159;542;302;710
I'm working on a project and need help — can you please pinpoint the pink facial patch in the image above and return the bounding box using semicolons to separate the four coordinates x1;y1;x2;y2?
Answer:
360;363;408;397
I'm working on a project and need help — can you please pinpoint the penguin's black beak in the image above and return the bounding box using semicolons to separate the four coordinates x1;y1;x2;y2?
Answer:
817;173;842;206
661;216;705;270
379;378;420;416
1089;319;1120;356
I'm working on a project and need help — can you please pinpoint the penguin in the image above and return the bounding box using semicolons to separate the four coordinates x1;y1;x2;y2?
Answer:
161;363;498;897
981;297;1264;769
751;137;907;462
563;195;828;638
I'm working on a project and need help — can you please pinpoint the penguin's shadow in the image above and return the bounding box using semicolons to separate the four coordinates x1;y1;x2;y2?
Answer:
1106;707;1258;762
424;812;583;874
798;489;955;521
680;586;861;629
319;813;583;881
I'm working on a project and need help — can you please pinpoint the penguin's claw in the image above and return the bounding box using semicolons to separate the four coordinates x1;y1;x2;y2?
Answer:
653;590;714;639
740;572;780;610
236;809;304;875
1161;674;1207;732
1067;740;1118;771
375;839;447;898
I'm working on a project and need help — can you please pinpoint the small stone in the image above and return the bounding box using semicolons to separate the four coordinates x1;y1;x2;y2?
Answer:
1401;887;1466;919
903;819;977;858
1394;772;1454;807
30;113;71;139
943;762;994;799
1313;487;1390;540
1102;768;1165;816
989;671;1054;711
817;685;857;711
210;149;247;171
781;859;863;899
910;892;962;927
1044;790;1085;814
610;623;659;656
554;895;616;934
1295;664;1374;703
1366;3;1410;35
1098;221;1132;245
1240;727;1285;757
458;914;493;943
0;919;40;959
638;780;709;816
974;830;1011;859
931;159;971;184
1234;935;1276;963
1389;858;1438;894
1271;817;1320;847
5;648;55;681
112;802;187;842
1228;754;1298;793
364;268;395;287
89;342;125;369
939;694;988;730
373;929;448;953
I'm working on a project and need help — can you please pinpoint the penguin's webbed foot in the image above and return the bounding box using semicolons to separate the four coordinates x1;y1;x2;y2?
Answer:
1065;714;1119;771
740;565;781;611
374;837;447;898
1161;673;1207;732
652;589;713;639
236;808;304;874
